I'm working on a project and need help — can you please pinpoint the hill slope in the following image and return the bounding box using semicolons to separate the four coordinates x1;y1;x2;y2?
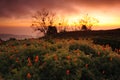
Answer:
0;38;120;80
55;28;120;39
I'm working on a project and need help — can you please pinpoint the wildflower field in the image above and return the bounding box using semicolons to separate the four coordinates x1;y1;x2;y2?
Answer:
0;38;120;80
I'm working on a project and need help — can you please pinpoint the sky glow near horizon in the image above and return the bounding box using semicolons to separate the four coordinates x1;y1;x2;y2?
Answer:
0;0;120;35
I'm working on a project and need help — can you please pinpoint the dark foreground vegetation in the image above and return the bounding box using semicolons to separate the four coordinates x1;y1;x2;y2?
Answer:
51;28;120;50
0;37;120;80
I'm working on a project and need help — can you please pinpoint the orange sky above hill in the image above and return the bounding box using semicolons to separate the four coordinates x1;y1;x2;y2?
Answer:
0;0;120;31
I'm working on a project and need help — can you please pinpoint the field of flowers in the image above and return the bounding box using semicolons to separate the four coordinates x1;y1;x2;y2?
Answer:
0;38;120;80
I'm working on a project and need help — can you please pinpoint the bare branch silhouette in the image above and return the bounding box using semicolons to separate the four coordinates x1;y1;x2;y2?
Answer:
31;8;56;36
80;14;99;31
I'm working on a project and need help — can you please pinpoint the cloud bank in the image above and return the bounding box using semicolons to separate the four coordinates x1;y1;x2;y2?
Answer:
0;0;120;18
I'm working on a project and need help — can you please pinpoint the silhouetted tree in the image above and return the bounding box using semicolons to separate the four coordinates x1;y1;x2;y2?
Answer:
80;14;99;30
31;9;56;36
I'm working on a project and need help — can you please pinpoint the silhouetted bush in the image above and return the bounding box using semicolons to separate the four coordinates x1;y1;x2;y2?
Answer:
46;26;57;36
81;25;88;31
8;38;16;41
0;38;3;44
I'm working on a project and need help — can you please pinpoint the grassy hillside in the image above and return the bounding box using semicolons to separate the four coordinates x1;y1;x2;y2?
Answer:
55;28;120;39
50;28;120;50
0;38;120;80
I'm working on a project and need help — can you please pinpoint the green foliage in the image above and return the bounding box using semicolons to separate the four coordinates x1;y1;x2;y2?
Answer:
69;41;96;55
0;38;120;80
93;37;120;50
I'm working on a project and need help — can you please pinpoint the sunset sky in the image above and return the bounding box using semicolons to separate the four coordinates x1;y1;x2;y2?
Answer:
0;0;120;36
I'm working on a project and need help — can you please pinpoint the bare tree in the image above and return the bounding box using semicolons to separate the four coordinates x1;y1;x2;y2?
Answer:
31;9;56;36
79;14;99;30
